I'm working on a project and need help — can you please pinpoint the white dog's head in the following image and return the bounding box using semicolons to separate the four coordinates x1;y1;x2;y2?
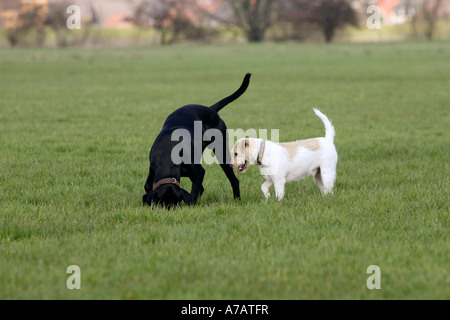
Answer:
231;138;259;174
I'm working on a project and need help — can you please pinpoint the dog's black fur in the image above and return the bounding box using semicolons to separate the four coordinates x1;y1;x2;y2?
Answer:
143;74;251;209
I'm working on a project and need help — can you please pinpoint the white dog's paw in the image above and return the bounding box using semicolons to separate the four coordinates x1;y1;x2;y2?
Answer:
274;182;285;201
261;181;272;199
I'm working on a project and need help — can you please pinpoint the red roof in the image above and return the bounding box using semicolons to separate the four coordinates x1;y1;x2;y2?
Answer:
103;13;133;28
377;0;400;19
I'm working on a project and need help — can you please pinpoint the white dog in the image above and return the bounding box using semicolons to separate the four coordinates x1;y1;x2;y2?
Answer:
232;109;337;201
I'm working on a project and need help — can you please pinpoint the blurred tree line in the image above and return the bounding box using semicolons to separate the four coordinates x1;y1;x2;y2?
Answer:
0;0;448;47
1;0;91;47
131;0;449;44
133;0;360;44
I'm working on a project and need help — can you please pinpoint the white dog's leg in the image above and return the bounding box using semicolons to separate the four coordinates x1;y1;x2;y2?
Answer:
320;167;336;195
273;179;286;201
261;180;273;199
314;170;325;194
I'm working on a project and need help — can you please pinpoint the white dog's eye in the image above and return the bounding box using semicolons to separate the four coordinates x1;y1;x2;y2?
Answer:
234;153;238;156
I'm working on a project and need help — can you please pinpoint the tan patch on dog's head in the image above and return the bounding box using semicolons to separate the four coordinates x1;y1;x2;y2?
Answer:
232;138;257;173
279;138;320;160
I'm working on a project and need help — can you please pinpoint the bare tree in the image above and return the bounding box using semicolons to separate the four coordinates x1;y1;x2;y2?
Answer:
47;1;71;47
188;0;275;42
46;1;91;47
411;0;443;40
305;0;358;43
2;1;47;47
272;0;358;43
273;0;316;41
135;0;172;44
227;0;276;42
134;0;208;45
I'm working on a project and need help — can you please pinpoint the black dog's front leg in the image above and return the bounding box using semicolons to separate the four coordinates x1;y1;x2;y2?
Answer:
189;165;205;203
144;167;155;193
214;139;240;200
220;163;240;200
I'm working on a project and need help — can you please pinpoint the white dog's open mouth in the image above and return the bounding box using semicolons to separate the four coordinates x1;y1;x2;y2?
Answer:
237;161;248;174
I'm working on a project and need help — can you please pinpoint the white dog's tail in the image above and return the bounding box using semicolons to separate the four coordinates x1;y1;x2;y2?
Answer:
313;108;335;142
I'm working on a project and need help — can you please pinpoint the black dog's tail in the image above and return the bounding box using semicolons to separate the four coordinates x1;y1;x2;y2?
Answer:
209;73;251;113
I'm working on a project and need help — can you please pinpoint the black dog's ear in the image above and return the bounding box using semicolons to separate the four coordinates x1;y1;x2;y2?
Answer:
180;189;194;206
143;190;156;206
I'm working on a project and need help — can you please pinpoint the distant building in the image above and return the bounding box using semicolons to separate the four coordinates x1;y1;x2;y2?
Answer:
133;0;228;28
0;0;134;29
377;0;415;25
103;13;134;28
90;0;139;28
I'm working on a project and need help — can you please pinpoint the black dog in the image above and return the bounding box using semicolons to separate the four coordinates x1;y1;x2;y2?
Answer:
143;73;251;208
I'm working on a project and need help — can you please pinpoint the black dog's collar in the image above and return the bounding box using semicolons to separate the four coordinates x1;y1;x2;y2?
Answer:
153;178;180;190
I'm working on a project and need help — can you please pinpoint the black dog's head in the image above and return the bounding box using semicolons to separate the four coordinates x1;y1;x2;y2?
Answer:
143;184;193;209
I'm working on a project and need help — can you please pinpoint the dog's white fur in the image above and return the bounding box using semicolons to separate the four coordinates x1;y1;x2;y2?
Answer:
232;109;337;201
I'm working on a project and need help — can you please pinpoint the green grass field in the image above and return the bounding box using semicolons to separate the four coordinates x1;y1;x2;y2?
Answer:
0;41;449;300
